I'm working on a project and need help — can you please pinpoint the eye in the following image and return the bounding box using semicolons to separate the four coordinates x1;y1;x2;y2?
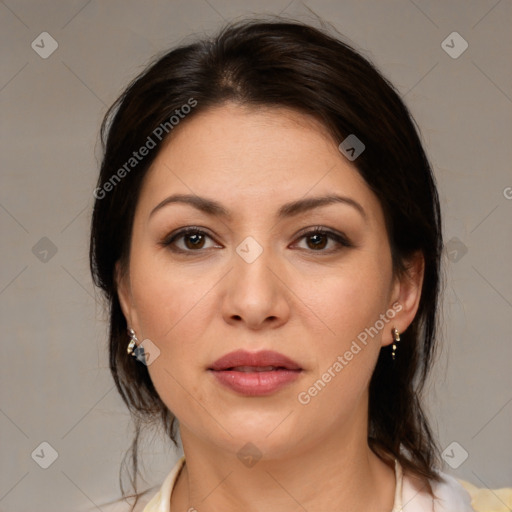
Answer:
293;226;352;253
161;227;220;252
161;226;352;254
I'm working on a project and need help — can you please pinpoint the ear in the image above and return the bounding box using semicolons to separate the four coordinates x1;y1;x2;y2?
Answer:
115;260;139;332
383;251;425;347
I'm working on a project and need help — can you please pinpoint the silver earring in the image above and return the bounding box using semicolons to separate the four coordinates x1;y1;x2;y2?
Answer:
127;328;138;357
391;328;400;361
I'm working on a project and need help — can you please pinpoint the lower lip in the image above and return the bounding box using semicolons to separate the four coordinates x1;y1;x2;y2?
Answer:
209;369;302;396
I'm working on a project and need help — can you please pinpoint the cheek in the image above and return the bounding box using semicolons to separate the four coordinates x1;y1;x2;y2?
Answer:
300;257;392;345
128;253;221;403
130;265;212;417
129;240;213;334
295;276;385;420
294;255;392;401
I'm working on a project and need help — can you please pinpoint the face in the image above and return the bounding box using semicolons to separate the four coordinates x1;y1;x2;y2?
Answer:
117;103;422;460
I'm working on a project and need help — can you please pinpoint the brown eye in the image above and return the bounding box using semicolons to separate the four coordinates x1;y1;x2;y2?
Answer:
161;226;352;255
305;232;329;250
183;232;206;249
161;227;219;253
294;227;352;253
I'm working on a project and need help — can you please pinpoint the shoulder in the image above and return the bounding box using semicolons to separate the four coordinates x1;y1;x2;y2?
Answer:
431;473;476;511
401;469;475;511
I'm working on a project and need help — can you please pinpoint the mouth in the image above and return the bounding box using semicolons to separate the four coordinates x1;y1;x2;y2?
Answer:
208;350;303;396
219;365;298;372
208;349;302;372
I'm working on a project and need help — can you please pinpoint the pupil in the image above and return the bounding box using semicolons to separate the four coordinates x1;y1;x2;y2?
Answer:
309;234;327;250
187;233;203;248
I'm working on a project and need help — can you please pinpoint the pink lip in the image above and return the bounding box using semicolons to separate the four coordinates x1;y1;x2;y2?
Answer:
208;350;303;396
209;349;302;371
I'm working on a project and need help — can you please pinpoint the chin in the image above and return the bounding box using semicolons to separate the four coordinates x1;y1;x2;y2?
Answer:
215;415;303;456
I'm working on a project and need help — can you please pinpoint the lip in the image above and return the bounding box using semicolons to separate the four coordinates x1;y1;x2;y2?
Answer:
209;349;302;371
208;350;303;396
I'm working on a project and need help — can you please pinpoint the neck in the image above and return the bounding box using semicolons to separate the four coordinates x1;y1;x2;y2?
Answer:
171;426;396;511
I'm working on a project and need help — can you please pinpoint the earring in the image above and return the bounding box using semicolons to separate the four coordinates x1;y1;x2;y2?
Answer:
127;328;138;357
391;328;400;360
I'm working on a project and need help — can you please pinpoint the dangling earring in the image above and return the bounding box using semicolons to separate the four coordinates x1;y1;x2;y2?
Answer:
127;328;138;357
391;328;400;360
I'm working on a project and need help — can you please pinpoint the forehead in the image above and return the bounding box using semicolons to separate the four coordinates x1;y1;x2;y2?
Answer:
136;103;382;225
155;103;339;174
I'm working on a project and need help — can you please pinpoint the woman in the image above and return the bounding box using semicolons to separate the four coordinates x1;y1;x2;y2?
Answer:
90;18;475;512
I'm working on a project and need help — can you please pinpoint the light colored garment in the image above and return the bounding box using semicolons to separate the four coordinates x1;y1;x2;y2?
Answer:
458;479;512;512
140;456;476;512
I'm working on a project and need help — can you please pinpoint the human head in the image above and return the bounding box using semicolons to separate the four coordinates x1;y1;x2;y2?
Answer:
90;17;443;503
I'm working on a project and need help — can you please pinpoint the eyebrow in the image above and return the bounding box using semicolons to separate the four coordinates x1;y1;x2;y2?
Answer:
149;193;367;221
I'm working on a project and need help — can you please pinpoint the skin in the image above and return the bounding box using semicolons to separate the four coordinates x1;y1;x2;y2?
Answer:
117;103;424;512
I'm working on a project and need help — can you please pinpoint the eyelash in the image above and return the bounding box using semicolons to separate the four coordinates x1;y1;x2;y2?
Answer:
160;226;353;255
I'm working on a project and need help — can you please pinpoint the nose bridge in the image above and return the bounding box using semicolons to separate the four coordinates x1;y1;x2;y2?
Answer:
232;233;277;295
221;232;290;327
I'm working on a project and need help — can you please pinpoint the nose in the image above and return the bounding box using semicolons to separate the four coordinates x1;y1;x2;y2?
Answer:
220;238;291;330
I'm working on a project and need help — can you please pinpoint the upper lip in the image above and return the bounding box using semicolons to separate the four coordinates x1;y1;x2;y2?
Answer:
209;350;302;371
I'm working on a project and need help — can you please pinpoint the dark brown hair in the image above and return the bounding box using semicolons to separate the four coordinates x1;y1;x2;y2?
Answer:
90;17;443;510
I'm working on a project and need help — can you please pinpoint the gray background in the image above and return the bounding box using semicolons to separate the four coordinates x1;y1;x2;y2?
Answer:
1;1;511;511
